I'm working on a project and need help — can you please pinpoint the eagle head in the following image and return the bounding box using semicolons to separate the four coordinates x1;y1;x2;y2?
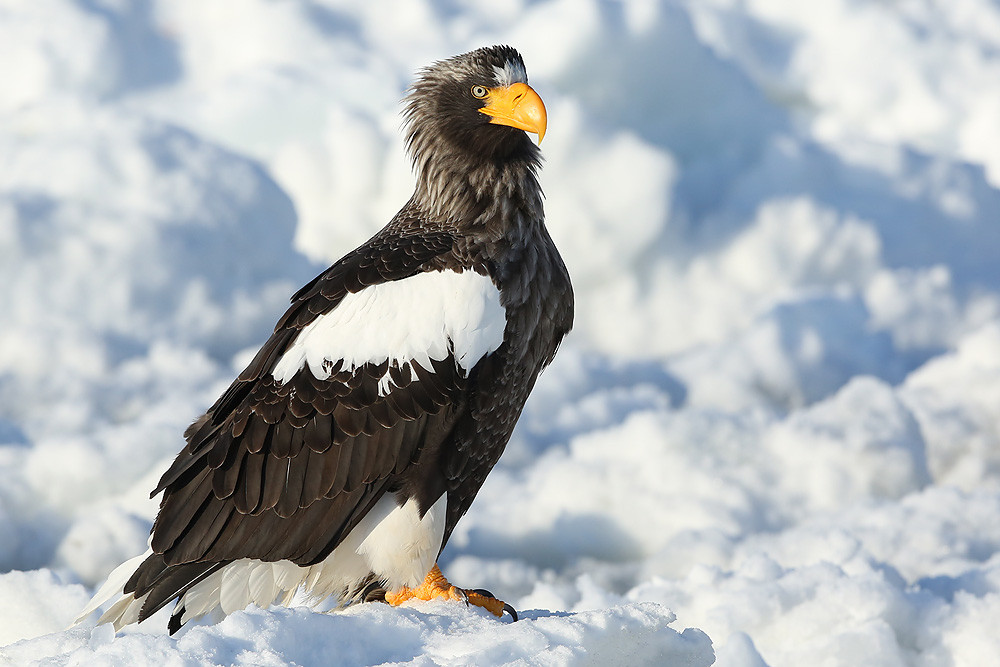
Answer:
404;45;546;168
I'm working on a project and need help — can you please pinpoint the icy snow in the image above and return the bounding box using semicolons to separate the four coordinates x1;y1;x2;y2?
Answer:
2;1;1000;665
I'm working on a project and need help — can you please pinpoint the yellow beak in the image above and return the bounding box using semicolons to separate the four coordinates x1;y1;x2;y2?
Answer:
478;82;547;143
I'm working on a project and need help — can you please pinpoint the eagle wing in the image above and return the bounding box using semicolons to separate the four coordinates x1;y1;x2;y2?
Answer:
123;225;501;622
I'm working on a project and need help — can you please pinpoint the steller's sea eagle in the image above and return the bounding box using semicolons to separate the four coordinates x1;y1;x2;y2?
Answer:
75;45;573;634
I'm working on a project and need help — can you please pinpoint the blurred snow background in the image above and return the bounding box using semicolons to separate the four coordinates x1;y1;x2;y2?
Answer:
2;0;1000;664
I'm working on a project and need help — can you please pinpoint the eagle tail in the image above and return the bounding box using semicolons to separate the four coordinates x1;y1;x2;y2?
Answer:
71;549;151;630
72;550;222;633
72;550;371;634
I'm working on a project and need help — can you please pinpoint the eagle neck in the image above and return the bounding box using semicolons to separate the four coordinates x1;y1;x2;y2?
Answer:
411;150;543;247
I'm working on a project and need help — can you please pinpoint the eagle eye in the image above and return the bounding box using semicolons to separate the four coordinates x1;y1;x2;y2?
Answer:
471;85;489;99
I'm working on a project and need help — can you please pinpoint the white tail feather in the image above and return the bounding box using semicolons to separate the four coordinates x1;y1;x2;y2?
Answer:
73;550;151;627
220;560;253;615
179;568;224;624
272;560;303;591
248;561;280;607
103;592;146;631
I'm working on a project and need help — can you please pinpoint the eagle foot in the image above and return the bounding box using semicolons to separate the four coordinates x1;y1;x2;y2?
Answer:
384;564;517;621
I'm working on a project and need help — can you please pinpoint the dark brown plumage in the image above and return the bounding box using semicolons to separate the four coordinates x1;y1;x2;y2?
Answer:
76;45;573;634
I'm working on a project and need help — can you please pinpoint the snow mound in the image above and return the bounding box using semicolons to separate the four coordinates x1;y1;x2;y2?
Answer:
2;596;713;666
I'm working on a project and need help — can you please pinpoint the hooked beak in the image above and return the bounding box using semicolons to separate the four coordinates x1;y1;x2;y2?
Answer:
478;82;547;143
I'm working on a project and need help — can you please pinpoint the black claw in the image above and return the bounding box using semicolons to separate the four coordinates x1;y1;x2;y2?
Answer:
361;582;387;603
469;588;518;621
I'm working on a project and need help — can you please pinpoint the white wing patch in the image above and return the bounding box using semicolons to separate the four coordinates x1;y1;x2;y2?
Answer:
272;269;506;389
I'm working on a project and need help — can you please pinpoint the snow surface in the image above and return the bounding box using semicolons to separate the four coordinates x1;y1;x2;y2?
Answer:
2;0;1000;665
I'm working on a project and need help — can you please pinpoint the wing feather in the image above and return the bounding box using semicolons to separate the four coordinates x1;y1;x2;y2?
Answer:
270;420;294;458
260;453;286;512
206;427;236;469
211;446;244;500
344;429;371;492
367;400;394;430
239;445;265;514
151;484;212;555
386;383;420;420
231;408;251;437
288;392;313;419
404;375;439;414
304;413;334;453
179;496;233;560
332;402;364;438
287;422;307;457
243;416;270;455
300;446;332;506
275;450;307;518
329;436;355;497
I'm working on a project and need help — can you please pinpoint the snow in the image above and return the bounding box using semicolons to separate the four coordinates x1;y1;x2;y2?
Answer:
2;0;1000;665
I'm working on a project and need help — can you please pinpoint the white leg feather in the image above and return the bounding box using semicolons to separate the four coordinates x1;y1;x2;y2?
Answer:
358;494;447;589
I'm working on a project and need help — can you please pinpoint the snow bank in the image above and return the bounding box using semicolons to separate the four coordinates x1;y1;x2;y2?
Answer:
2;0;1000;665
1;600;713;666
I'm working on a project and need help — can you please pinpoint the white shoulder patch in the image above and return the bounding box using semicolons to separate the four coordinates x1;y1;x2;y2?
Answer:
272;269;506;386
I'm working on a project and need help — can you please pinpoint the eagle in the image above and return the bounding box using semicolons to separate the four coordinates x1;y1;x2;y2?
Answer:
75;45;573;634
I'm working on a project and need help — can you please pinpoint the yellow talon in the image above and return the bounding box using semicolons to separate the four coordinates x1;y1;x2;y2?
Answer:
384;564;512;619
